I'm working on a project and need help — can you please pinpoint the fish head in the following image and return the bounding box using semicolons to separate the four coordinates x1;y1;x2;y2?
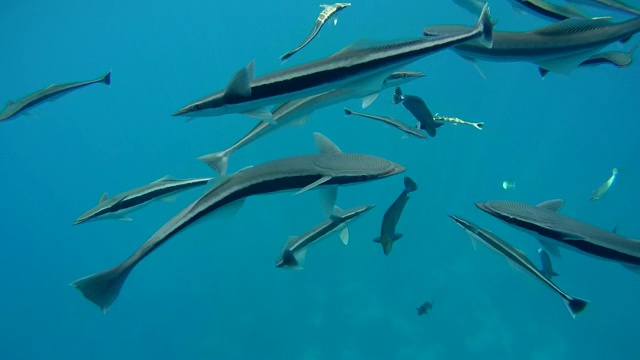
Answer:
422;25;473;37
173;91;227;118
382;71;426;88
341;204;376;221
313;153;405;185
335;3;351;10
448;214;480;233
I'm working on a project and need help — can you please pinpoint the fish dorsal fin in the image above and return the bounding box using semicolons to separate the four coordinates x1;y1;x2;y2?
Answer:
242;107;274;122
313;132;342;153
532;18;612;36
362;92;379;108
152;175;173;183
99;192;109;204
224;60;254;98
45;84;57;89
536;199;564;212
295;176;333;195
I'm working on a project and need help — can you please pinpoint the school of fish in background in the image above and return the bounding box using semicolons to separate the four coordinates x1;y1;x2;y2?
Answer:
1;0;638;318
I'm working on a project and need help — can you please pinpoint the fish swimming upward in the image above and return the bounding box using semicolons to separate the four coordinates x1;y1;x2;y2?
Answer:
392;87;442;137
343;108;427;139
449;215;588;318
74;176;212;225
0;70;111;122
590;167;618;201
373;177;418;255
280;3;352;62
276;204;374;269
475;199;640;273
197;70;425;175
173;4;493;120
423;15;640;75
71;133;405;312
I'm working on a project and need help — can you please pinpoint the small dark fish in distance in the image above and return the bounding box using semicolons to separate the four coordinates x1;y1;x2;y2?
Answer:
417;301;433;315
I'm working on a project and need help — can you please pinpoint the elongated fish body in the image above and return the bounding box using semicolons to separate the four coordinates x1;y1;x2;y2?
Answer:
416;301;433;315
173;5;493;119
280;3;352;61
392;87;441;137
568;0;640;16
198;71;425;175
276;204;374;269
373;177;418;255
511;0;589;21
71;133;405;312
590;167;619;201
449;215;588;318
423;16;640;74
433;114;484;130
0;71;111;122
343;108;427;139
475;199;640;272
74;176;212;225
538;248;559;280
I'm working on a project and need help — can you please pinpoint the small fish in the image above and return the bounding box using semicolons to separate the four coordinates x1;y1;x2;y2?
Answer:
590;168;618;201
416;301;433;316
280;3;352;61
538;248;559;280
392;87;442;137
567;0;640;16
343;108;427;139
0;71;111;122
433;113;484;130
276;205;374;269
73;176;212;225
502;180;516;190
373;177;418;255
449;214;588;318
510;0;589;21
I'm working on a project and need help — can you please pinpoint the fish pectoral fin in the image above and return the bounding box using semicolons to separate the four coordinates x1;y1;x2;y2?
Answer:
152;175;174;183
536;199;564;212
535;50;603;75
293;248;308;265
286;115;310;128
465;232;478;250
361;92;380;109
223;59;254;98
99;192;109;204
339;226;349;245
295;176;333;195
319;187;338;218
116;216;133;222
313;132;342;153
215;198;246;219
241;107;275;123
158;193;180;203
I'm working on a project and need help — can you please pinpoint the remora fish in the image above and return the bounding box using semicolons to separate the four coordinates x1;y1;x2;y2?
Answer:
538;45;637;77
373;177;418;255
538;248;559;280
590;167;619;201
449;215;588;318
343;108;427;139
198;71;425;175
510;0;589;21
74;176;212;225
0;71;111;122
392;86;442;137
276;204;374;269
423;16;640;74
416;301;433;315
567;0;640;16
280;3;352;62
475;199;640;273
453;0;487;15
70;133;405;312
433;113;484;130
173;5;493;120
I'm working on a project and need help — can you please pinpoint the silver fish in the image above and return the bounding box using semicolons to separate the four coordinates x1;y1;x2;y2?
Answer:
280;3;352;61
373;177;418;255
198;71;425;175
590;167;619;201
510;0;589;21
1;71;111;122
538;248;559;280
343;108;427;139
173;5;493;120
70;133;405;312
449;214;588;318
392;86;442;137
74;176;212;225
276;204;374;269
433;113;484;130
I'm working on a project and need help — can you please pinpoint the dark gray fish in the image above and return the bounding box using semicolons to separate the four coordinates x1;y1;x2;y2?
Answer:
74;176;212;225
280;3;352;61
343;108;427;139
416;301;433;315
173;5;493;120
449;215;588;318
0;71;111;122
510;0;589;21
538;248;559;280
70;133;405;312
373;177;418;255
392;87;442;137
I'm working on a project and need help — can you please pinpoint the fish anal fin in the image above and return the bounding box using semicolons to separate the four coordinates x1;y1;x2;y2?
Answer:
339;226;349;245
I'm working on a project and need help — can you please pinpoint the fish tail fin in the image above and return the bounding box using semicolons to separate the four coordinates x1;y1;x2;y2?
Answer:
474;122;484;130
474;4;493;49
197;151;230;175
564;297;589;318
404;176;418;193
102;70;112;86
343;108;353;116
392;86;403;104
70;264;133;313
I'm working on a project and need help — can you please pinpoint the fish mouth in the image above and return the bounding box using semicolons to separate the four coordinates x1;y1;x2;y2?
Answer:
387;163;407;176
73;219;84;225
172;106;191;117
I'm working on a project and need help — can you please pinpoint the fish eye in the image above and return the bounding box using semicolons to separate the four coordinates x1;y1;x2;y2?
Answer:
193;104;202;110
360;175;368;181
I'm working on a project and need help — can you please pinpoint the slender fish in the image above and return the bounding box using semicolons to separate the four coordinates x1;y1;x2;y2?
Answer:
343;108;427;139
449;215;588;318
392;86;442;137
538;248;559;280
373;177;418;255
1;71;111;122
433;113;484;130
590;167;618;201
510;0;589;21
416;301;434;315
567;0;640;16
280;3;352;61
71;133;405;312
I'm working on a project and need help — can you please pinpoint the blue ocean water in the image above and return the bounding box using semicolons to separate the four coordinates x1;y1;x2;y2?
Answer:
2;0;640;358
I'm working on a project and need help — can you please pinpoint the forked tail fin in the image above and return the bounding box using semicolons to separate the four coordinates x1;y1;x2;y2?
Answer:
564;297;589;318
198;151;231;175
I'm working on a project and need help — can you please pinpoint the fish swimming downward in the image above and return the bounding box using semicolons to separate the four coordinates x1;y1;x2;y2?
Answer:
0;70;111;122
449;215;588;318
392;87;442;137
71;133;405;312
276;204;374;269
280;3;352;62
173;4;493;120
74;176;212;225
590;167;618;201
373;177;418;255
